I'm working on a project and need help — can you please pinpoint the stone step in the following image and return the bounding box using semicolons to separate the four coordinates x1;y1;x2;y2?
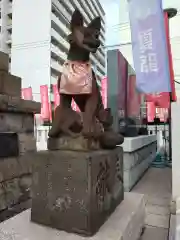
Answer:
0;71;21;97
0;94;41;114
0;112;34;133
0;193;145;240
0;199;32;223
141;226;168;240
0;52;9;72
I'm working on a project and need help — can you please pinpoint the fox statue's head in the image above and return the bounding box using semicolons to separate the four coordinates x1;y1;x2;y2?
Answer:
67;9;101;61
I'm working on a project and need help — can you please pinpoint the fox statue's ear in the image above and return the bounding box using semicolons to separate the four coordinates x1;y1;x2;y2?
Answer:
87;17;101;31
70;8;84;31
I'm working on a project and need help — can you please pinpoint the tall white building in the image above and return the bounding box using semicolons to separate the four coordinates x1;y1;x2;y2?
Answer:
0;0;12;61
7;0;106;102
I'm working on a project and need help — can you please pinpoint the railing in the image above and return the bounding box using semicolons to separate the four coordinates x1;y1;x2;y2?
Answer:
6;33;11;41
35;126;49;151
51;44;66;62
51;12;70;36
51;57;62;73
7;2;12;14
51;28;69;50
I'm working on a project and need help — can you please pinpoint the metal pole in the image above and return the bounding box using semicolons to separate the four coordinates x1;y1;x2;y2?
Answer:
125;61;129;119
164;8;177;166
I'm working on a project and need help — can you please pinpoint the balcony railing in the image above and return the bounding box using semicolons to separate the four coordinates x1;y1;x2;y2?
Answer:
7;2;12;15
52;0;71;23
51;58;62;74
51;12;70;36
6;19;12;29
6;33;11;40
51;28;69;50
51;44;66;62
76;0;105;32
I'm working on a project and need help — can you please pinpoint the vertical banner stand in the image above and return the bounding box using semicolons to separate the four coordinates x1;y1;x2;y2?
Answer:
164;8;177;167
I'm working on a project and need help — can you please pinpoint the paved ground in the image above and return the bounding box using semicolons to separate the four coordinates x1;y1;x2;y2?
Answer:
132;167;172;240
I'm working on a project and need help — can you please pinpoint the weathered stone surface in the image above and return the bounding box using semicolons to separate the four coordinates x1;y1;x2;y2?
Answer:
141;226;168;240
0;71;21;97
0;112;34;133
47;136;101;151
0;157;20;182
31;147;124;236
145;213;169;229
0;175;32;211
123;142;157;171
3;178;22;207
0;94;40;113
19;175;32;200
17;154;34;175
0;184;7;211
0;193;145;240
123;141;157;192
170;199;176;215
0;154;34;183
0;52;9;72
0;199;32;222
0;132;19;158
18;133;36;155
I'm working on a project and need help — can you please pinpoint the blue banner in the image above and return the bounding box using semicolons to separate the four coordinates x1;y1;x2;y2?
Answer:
128;0;171;93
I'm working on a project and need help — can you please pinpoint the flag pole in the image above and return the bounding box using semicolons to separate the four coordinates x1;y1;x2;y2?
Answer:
164;8;177;166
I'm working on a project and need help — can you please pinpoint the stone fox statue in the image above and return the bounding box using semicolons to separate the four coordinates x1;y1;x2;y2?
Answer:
60;8;102;138
48;8;124;148
49;8;105;137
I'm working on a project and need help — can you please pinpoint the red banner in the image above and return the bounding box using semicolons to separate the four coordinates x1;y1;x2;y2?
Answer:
156;108;165;122
52;84;60;109
101;76;107;108
21;87;33;100
147;102;155;122
146;92;170;108
40;85;50;120
127;75;141;117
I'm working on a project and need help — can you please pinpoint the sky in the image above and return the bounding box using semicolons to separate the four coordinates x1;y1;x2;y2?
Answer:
100;0;123;46
100;0;180;95
100;0;180;46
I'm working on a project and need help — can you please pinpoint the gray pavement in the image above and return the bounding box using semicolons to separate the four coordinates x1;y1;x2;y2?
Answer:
132;167;172;240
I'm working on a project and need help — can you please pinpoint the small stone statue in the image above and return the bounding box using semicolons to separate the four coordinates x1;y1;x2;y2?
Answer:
48;8;124;149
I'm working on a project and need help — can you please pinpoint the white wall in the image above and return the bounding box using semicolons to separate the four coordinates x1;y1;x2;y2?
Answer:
10;0;52;102
172;100;180;201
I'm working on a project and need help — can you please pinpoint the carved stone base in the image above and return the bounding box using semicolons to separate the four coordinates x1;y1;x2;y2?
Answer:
31;147;124;236
47;136;101;151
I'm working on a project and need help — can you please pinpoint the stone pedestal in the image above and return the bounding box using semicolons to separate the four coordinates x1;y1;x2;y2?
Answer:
47;136;100;151
0;193;145;240
0;51;41;221
121;135;157;192
31;147;124;236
